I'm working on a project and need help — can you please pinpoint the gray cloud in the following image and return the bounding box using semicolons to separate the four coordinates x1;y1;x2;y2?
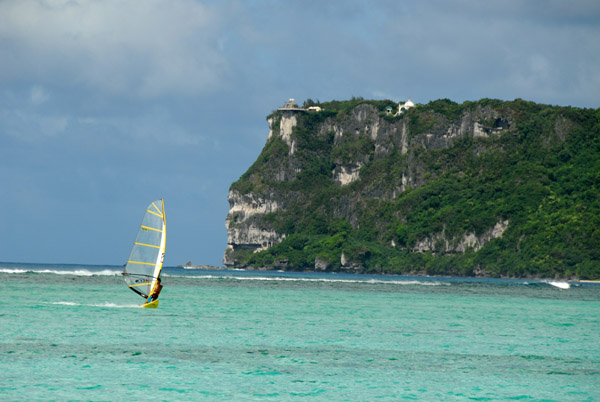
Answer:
2;0;598;106
1;0;598;266
0;0;230;98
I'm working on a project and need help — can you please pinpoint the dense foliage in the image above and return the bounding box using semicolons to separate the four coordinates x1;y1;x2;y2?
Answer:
231;99;600;279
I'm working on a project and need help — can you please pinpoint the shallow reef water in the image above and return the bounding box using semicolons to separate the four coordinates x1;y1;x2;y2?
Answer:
1;263;599;400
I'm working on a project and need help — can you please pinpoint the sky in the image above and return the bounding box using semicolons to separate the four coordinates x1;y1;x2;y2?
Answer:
1;0;599;267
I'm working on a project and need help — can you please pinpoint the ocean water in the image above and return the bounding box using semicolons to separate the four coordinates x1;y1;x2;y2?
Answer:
1;263;599;401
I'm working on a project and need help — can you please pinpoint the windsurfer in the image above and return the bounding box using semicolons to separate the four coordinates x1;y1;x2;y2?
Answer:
150;277;163;301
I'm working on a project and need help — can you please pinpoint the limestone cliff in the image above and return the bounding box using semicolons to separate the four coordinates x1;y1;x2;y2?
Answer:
224;98;600;279
224;191;285;266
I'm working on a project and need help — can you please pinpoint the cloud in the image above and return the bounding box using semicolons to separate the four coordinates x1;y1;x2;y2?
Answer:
1;108;68;141
30;85;49;105
109;108;207;147
0;0;230;99
2;0;598;107
1;0;599;266
374;0;600;106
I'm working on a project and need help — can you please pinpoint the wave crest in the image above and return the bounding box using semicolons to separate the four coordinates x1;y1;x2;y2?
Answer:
164;273;449;286
0;268;121;276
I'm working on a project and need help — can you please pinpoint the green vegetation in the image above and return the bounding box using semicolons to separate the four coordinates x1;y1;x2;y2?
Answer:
230;98;600;279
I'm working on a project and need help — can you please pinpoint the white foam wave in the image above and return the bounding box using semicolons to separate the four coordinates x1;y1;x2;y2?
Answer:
547;280;570;289
165;274;449;286
0;268;121;276
92;302;142;308
49;301;141;308
3;266;448;286
0;268;29;274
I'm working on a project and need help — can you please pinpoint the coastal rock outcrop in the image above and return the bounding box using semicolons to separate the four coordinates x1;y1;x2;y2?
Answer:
411;220;510;254
225;99;516;268
224;190;286;266
224;98;598;279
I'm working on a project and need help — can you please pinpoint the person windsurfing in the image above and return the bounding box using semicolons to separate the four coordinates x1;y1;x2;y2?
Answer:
149;277;163;302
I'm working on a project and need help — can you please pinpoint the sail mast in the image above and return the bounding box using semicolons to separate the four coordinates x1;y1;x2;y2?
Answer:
150;199;166;293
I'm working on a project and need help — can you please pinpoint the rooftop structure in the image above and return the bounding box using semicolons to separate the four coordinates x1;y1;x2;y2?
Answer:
397;98;415;114
278;98;306;112
277;98;306;112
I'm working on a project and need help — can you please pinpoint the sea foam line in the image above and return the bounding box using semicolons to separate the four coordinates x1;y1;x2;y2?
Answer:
0;268;121;276
164;274;449;286
546;280;571;289
2;267;449;286
49;301;141;308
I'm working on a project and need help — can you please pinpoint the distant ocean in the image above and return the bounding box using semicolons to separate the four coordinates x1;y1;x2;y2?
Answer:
1;262;599;401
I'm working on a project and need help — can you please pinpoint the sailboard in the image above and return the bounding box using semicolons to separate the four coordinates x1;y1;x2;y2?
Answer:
122;199;166;308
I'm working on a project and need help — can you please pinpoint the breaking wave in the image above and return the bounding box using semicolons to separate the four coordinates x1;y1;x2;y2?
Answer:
0;268;121;276
164;273;451;286
49;301;141;308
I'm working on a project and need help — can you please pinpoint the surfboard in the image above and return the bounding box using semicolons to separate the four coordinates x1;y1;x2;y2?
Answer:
122;199;166;308
141;299;159;308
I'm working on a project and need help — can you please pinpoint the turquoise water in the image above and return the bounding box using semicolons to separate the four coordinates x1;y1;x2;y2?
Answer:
1;263;599;401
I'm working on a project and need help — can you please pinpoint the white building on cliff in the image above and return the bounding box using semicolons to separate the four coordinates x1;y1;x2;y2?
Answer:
278;98;305;112
397;98;415;115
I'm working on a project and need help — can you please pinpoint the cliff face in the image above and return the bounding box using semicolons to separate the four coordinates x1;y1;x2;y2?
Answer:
224;191;285;265
225;98;600;279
